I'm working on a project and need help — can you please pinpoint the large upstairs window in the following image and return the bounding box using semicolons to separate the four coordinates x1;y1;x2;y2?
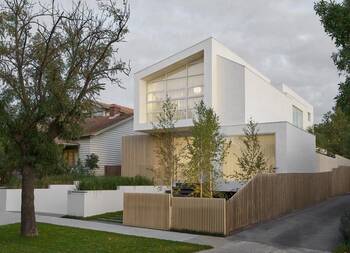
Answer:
146;58;204;122
292;105;303;129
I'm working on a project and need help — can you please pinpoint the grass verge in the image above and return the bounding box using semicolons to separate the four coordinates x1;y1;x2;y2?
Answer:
0;223;211;253
63;211;123;223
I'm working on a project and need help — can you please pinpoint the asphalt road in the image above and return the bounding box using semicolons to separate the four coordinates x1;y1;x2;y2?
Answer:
224;194;350;252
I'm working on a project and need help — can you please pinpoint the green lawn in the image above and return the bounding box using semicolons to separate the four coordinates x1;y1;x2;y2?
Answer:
0;223;211;253
83;211;123;222
63;211;123;223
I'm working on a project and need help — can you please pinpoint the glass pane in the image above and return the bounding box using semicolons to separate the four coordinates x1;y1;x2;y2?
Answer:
187;108;196;119
147;91;165;102
292;106;303;128
147;102;162;113
167;66;187;79
147;112;159;123
148;80;165;92
188;61;203;76
167;89;186;99
188;75;203;87
166;78;187;90
188;86;203;97
171;99;187;110
188;97;202;109
175;110;187;120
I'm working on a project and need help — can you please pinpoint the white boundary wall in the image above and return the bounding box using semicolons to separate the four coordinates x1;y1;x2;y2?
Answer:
0;185;75;215
67;186;166;217
317;153;350;172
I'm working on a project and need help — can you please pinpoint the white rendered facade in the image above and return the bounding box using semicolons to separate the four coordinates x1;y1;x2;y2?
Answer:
133;37;317;173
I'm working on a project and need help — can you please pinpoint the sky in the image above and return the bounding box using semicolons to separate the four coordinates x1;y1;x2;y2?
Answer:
88;0;339;123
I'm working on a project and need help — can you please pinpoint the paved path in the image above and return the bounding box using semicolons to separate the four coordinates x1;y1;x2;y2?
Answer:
1;195;350;252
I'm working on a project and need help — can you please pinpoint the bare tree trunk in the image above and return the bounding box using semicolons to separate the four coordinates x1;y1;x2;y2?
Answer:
21;165;38;237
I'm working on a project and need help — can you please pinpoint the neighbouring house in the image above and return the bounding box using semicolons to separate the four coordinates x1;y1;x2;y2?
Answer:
61;102;134;176
122;37;320;189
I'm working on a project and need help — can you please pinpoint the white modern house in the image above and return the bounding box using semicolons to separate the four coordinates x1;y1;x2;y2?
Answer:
124;37;316;180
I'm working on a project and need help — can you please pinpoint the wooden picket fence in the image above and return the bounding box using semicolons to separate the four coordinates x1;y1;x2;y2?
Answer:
171;197;226;235
123;167;350;236
123;193;170;230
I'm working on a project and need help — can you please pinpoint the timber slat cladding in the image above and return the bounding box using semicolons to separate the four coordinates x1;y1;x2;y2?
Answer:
171;197;226;235
123;193;170;230
121;135;157;179
226;167;350;234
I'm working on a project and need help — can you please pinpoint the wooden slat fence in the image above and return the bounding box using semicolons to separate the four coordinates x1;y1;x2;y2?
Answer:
123;193;226;234
332;166;350;195
226;167;350;234
123;193;170;230
171;197;226;235
123;167;350;236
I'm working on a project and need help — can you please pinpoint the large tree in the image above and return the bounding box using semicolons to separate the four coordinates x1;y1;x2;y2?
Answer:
309;108;350;158
0;0;129;236
315;0;350;115
313;0;350;157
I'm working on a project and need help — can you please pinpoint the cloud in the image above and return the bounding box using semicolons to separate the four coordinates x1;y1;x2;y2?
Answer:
89;0;339;122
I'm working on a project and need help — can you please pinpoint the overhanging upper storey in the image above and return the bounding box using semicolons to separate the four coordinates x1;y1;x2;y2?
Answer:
134;38;214;132
134;37;314;132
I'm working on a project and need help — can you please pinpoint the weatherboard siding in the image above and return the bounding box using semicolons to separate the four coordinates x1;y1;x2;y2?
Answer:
88;118;134;175
78;138;91;163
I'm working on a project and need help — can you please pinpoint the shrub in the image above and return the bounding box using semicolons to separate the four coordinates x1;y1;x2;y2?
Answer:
3;174;82;189
340;211;350;241
77;176;153;190
84;154;99;174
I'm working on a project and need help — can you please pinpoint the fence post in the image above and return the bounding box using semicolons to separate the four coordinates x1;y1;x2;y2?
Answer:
224;199;227;236
169;195;172;230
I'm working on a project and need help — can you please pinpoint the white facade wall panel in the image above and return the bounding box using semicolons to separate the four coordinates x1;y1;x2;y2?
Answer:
216;56;245;125
244;68;289;124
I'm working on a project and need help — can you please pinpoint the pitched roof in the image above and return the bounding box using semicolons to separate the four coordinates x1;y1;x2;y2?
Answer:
56;103;134;146
81;111;133;137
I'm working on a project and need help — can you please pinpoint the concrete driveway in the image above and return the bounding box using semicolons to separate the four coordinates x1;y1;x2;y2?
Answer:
203;195;350;253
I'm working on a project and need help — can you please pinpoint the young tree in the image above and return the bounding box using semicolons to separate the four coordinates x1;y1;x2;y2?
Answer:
0;0;130;236
232;119;273;182
152;96;180;195
186;101;231;198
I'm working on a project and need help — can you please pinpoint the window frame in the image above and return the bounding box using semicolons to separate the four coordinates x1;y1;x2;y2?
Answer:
292;105;303;129
146;58;204;122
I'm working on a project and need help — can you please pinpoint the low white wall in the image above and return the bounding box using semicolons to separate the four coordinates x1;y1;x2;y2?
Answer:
0;185;75;215
0;188;6;211
284;123;317;173
317;153;350;172
67;186;165;217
